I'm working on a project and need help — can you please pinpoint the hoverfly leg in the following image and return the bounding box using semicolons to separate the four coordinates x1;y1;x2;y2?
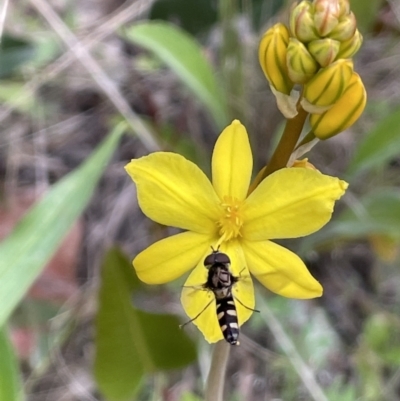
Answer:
182;284;206;291
234;296;260;313
179;299;214;328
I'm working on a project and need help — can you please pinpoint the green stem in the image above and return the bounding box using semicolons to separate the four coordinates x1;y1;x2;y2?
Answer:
263;106;308;176
205;341;230;401
249;106;309;193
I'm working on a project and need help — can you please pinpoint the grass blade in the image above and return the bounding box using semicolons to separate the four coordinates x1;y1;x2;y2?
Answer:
0;328;23;401
123;21;228;128
0;123;125;328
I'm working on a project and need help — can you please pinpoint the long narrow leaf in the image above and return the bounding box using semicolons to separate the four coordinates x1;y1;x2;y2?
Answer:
0;123;125;328
299;189;400;253
0;328;23;401
123;21;228;128
346;108;400;178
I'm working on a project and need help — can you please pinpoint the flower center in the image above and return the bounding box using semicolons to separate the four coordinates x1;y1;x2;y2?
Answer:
217;196;244;241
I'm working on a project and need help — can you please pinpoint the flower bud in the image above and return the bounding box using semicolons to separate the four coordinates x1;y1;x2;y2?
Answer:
286;38;318;83
337;29;363;59
259;23;293;95
309;72;366;139
290;1;320;42
291;158;318;170
308;38;340;67
369;235;399;263
302;59;353;112
338;0;350;16
314;0;341;36
329;11;357;41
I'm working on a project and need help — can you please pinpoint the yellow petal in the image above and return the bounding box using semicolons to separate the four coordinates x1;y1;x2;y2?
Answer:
242;168;348;240
125;153;221;234
133;231;212;284
181;241;255;344
212;120;253;202
242;239;322;299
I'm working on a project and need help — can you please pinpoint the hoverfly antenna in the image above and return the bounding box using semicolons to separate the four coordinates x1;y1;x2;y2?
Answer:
210;245;220;253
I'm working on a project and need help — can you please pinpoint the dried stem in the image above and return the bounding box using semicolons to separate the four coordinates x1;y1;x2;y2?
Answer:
28;0;160;151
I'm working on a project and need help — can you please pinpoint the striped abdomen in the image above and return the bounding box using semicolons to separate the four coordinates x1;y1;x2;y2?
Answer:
216;295;239;345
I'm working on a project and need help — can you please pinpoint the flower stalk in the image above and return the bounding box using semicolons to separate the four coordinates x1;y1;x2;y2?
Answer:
263;106;309;176
205;342;231;401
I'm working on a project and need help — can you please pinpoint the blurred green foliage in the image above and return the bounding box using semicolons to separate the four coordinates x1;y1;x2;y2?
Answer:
347;107;400;179
0;123;125;328
1;0;400;400
95;248;197;401
0;328;22;401
0;35;35;78
122;21;228;128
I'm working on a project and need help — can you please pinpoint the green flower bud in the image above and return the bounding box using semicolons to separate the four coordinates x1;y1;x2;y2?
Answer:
310;72;366;139
290;1;320;42
308;38;340;67
286;38;318;83
329;11;357;41
302;59;353;112
314;0;341;36
337;29;363;59
338;0;350;16
259;23;293;95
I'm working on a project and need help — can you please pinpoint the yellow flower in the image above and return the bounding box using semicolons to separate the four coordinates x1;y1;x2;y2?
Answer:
125;120;348;343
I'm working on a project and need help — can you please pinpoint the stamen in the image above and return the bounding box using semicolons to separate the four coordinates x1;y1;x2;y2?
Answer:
217;196;244;241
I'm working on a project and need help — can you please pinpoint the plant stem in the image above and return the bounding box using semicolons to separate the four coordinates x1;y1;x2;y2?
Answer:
263;106;309;176
205;341;230;401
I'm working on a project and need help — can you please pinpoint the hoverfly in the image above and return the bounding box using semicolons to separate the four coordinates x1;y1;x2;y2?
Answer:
181;248;258;345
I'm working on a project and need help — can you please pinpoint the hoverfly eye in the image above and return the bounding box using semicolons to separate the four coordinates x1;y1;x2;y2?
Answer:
216;253;231;265
204;254;214;267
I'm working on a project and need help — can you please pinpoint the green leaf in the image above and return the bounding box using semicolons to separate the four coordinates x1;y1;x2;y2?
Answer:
300;189;400;253
149;0;217;35
0;81;36;113
122;21;228;128
0;328;23;401
363;313;400;366
0;35;36;78
95;248;196;401
0;123;125;328
325;377;357;401
346;107;400;178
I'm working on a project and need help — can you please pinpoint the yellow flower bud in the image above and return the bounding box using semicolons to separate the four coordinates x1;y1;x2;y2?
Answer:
309;72;366;139
369;235;399;263
337;29;363;59
329;12;357;41
308;38;340;67
302;59;353;111
292;158;318;170
259;23;293;95
313;0;341;36
286;38;318;83
290;1;320;42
